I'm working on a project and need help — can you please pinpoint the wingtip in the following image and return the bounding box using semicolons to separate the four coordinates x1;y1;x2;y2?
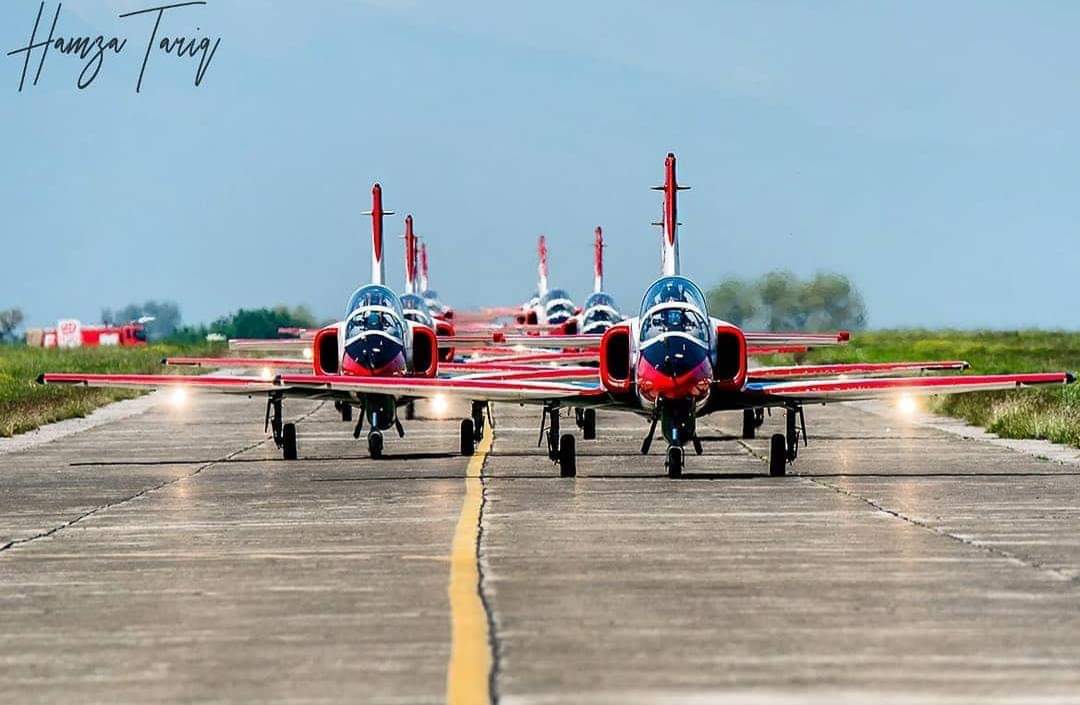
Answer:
1067;372;1076;384
36;373;45;385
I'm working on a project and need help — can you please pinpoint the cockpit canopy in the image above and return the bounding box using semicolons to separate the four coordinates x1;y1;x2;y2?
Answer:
541;288;575;324
346;285;402;318
639;277;711;344
581;292;621;331
400;293;434;327
344;285;405;342
640;277;708;316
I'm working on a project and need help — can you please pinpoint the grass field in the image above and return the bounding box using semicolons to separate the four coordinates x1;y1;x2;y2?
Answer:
0;343;221;437
802;330;1080;447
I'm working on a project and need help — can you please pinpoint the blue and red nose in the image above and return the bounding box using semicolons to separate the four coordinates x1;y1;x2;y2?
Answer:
342;337;406;376
636;342;713;401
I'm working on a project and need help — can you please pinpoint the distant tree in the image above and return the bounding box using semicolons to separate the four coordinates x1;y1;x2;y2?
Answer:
102;300;182;341
706;271;867;331
0;307;24;342
802;272;867;331
706;278;758;326
204;305;319;340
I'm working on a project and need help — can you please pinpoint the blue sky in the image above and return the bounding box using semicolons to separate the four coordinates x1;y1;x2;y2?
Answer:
1;1;1077;329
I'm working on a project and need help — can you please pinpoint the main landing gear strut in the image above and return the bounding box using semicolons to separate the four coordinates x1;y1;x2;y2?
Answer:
768;405;807;476
537;405;576;477
265;395;297;460
575;408;597;440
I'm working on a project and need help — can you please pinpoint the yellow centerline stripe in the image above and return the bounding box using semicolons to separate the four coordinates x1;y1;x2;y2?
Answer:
446;423;495;705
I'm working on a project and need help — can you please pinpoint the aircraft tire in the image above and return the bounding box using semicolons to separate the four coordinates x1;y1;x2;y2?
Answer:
582;409;597;440
368;431;384;459
282;423;298;460
769;434;787;476
742;409;756;439
666;445;683;478
558;434;576;477
460;419;475;456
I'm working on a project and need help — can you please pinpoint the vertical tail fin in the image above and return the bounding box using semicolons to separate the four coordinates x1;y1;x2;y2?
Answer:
419;242;430;292
362;183;394;286
403;215;417;294
593;226;604;293
537;234;549;296
651;152;689;277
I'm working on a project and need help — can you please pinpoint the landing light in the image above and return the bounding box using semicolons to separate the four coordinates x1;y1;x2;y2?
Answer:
302;347;313;360
169;386;188;408
260;367;273;381
897;393;918;416
431;394;449;417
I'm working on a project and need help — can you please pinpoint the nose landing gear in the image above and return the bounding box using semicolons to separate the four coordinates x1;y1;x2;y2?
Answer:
265;396;298;460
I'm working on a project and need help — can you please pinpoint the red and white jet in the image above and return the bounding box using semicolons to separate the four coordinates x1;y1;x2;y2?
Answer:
40;155;1075;478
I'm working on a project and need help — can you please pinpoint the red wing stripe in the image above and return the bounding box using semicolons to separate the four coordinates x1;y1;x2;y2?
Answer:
165;357;311;369
749;361;969;379
277;374;603;395
763;372;1071;395
40;373;270;387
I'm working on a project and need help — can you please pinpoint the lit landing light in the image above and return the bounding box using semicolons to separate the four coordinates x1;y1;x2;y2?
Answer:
169;386;188;408
302;347;313;360
260;367;274;381
430;394;449;417
897;393;919;417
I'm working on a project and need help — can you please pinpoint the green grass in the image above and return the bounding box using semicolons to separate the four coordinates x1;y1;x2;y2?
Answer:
0;342;222;437
793;330;1080;447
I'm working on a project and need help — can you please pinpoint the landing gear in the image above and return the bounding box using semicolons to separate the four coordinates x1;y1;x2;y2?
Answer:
460;418;475;456
266;396;298;460
666;445;683;478
742;409;756;439
335;401;353;422
580;409;597;440
559;434;577;477
539;406;576;477
471;401;486;442
368;430;383;459
769;433;786;476
405;401;416;420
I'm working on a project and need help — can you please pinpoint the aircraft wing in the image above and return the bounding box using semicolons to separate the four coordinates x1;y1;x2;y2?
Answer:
743;331;849;347
277;374;606;403
229;338;312;353
748;360;969;380
165;356;312;370
38;373;279;394
746;372;1074;403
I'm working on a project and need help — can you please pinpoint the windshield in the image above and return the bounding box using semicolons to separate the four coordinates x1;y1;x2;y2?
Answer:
639;276;708;316
400;294;434;327
584;292;616;310
345;309;404;342
640;307;709;343
346;285;402;318
541;289;575;323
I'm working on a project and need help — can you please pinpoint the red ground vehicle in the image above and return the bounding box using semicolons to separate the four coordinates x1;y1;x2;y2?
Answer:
26;319;149;348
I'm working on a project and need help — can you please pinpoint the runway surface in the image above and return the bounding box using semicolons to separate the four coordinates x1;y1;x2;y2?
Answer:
3;394;1080;704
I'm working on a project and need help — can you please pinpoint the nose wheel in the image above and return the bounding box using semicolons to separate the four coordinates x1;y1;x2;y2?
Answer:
368;430;384;459
666;445;683;478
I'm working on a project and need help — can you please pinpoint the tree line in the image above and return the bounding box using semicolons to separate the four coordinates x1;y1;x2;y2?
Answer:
706;271;867;331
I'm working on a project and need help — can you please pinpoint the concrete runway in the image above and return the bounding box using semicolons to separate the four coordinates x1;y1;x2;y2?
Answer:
3;394;1080;704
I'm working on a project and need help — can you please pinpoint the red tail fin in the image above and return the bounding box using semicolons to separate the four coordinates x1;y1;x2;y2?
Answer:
419;242;430;292
403;215;418;294
593;226;604;293
651;153;689;276
538;234;549;296
362;183;394;285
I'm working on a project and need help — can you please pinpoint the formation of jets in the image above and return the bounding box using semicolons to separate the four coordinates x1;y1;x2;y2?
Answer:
40;153;1075;478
